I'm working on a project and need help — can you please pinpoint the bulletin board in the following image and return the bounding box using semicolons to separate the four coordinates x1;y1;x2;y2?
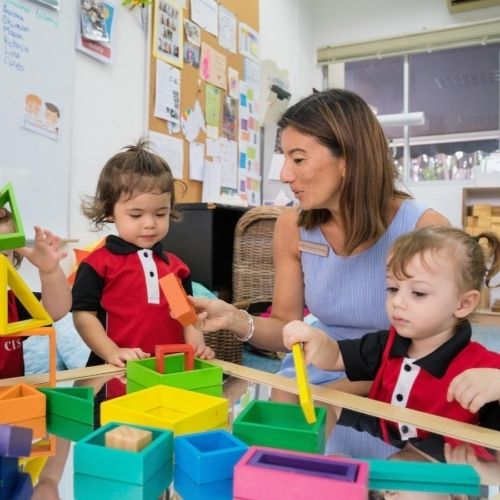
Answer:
148;0;260;204
0;0;75;237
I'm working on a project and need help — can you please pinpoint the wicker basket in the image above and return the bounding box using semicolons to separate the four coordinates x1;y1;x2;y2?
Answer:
232;206;285;303
204;206;285;364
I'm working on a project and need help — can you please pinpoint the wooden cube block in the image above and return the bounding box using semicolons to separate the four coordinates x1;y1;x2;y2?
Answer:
105;425;152;452
472;204;492;216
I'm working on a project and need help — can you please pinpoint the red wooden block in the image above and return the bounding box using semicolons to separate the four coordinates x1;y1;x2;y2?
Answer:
155;344;194;373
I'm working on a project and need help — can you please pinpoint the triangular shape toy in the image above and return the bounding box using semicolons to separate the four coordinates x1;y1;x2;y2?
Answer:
0;182;25;251
37;387;94;425
0;255;52;335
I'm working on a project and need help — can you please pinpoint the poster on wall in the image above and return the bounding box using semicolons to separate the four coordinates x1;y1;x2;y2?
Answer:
76;1;116;64
153;0;183;69
239;22;259;62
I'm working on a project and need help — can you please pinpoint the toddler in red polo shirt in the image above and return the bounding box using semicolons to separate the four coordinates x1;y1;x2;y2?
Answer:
72;138;214;370
0;207;72;378
283;226;500;460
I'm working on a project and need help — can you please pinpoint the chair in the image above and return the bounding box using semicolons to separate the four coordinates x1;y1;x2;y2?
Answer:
204;206;285;364
232;206;285;304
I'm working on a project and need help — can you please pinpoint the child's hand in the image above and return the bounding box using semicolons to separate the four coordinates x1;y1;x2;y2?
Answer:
105;347;149;368
191;343;215;360
447;368;500;413
282;320;329;366
17;226;67;274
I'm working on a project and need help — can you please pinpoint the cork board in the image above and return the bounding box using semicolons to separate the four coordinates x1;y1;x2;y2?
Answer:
148;0;259;203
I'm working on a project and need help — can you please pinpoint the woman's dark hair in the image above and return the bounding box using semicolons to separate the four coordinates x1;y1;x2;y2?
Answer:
278;88;410;255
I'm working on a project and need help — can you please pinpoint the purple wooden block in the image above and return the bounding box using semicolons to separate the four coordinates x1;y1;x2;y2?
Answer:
247;449;359;482
0;425;33;458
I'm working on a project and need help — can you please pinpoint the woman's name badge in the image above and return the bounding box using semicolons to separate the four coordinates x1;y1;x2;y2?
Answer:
298;240;329;257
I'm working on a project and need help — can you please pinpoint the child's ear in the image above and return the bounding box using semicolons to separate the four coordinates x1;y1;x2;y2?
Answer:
454;290;481;319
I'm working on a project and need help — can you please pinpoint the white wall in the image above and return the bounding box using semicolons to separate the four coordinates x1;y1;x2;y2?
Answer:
311;0;500;49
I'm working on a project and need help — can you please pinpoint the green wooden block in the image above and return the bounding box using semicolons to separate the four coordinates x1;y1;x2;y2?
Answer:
74;421;173;485
46;413;93;442
368;459;480;495
126;355;223;394
0;183;25;251
127;378;222;397
38;387;93;425
232;400;326;454
74;460;172;500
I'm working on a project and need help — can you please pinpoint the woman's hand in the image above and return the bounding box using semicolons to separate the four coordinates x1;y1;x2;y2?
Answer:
190;296;238;333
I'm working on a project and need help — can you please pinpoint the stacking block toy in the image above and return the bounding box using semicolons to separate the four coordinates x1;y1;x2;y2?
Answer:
74;422;173;500
45;413;93;442
155;343;194;373
37;387;93;425
0;183;25;250
232;400;326;454
174;467;233;500
0;456;33;500
127;354;223;397
105;425;152;452
368;459;480;495
292;343;316;424
234;446;369;500
160;272;197;326
38;386;94;439
175;430;248;484
0;425;33;457
0;384;45;425
0;256;53;335
101;385;228;435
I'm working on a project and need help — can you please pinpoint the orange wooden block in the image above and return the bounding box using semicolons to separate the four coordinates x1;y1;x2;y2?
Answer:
104;424;152;452
155;343;195;373
0;383;45;424
159;273;197;326
15;416;46;440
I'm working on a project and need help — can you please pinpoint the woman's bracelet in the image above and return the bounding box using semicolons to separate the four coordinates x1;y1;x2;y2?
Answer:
235;309;255;342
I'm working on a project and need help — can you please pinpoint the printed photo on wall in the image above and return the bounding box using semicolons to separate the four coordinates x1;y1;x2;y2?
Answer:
80;0;110;43
76;1;116;64
22;93;61;141
184;19;201;47
153;0;183;69
183;42;200;68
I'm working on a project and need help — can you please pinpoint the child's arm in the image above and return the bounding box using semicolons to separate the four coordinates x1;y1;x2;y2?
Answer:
73;310;149;368
446;368;500;413
17;226;71;321
183;325;215;360
282;320;345;371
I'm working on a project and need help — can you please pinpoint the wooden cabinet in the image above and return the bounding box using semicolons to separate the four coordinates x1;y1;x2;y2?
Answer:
163;203;247;302
462;186;500;233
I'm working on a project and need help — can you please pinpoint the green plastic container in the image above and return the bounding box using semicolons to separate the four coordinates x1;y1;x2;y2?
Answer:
126;355;223;396
38;386;94;425
232;400;326;454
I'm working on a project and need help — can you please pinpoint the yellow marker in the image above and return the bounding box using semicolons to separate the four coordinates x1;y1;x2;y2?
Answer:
292;343;316;424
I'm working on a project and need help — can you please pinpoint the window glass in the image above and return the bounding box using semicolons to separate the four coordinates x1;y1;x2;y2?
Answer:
345;56;404;140
410;44;500;136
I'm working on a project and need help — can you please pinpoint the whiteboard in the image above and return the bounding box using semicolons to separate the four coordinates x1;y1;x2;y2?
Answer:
0;0;75;238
